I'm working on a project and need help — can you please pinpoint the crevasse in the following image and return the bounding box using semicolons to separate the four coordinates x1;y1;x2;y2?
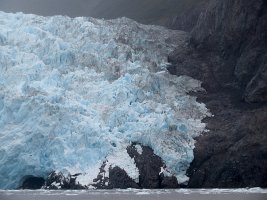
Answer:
0;12;210;189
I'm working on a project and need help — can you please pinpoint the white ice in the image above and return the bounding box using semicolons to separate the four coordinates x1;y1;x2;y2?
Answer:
134;144;143;155
0;12;210;189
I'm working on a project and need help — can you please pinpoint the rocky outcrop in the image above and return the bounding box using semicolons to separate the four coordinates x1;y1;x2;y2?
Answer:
92;162;140;189
91;144;178;189
169;0;267;188
40;144;179;190
108;167;140;189
43;172;86;190
127;144;179;189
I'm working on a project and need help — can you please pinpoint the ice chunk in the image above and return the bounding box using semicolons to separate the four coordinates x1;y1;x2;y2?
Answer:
135;145;143;155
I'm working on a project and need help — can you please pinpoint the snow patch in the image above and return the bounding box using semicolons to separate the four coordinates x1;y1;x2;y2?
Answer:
134;144;143;155
105;146;140;183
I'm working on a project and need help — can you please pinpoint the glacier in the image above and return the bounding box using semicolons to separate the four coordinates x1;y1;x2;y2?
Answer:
0;11;211;189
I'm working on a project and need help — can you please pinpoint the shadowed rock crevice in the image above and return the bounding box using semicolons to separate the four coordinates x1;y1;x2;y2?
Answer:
20;176;45;189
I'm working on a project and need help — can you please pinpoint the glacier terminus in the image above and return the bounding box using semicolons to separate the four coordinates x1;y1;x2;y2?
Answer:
0;11;211;189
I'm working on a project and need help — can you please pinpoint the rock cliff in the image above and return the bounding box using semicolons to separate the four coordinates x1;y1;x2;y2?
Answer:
169;0;267;187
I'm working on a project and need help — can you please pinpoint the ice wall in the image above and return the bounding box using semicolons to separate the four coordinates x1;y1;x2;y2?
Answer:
0;12;210;189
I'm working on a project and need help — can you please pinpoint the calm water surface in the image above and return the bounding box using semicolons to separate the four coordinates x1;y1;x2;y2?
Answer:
1;189;267;200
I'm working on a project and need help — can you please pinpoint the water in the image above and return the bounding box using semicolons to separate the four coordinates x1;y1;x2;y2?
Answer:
1;189;267;200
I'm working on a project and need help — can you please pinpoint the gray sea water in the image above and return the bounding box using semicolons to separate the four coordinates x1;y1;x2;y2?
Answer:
1;189;267;200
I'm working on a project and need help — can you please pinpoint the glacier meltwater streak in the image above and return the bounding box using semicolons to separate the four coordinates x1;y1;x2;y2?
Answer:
0;12;210;189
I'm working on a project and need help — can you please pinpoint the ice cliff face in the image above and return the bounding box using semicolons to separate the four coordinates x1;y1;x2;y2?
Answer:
0;12;210;189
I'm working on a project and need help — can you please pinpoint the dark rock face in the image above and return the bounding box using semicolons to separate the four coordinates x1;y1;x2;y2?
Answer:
187;91;267;188
244;64;267;103
91;162;140;189
160;175;179;189
190;0;267;103
169;0;267;188
127;144;179;189
20;176;45;189
127;144;162;188
108;167;140;189
169;1;208;31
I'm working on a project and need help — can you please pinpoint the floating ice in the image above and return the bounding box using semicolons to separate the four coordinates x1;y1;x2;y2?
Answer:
0;12;210;189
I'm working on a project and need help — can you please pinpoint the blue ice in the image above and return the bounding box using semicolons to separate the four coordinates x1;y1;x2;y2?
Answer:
0;12;210;189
